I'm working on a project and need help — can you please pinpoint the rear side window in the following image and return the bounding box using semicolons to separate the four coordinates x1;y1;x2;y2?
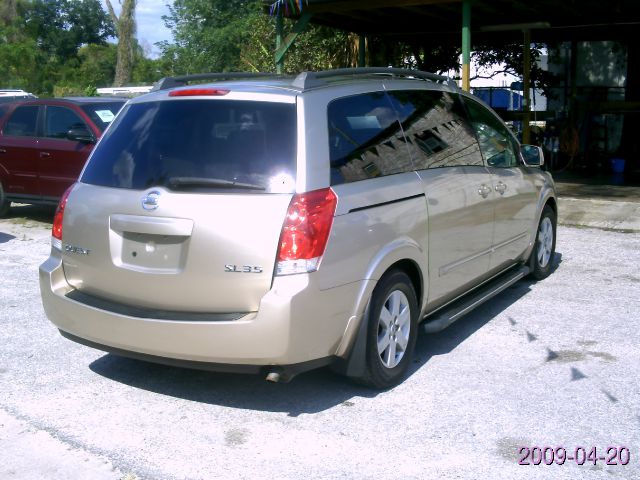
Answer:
0;104;11;119
82;99;297;193
328;92;413;185
44;106;87;139
387;90;484;169
4;105;39;137
80;102;125;132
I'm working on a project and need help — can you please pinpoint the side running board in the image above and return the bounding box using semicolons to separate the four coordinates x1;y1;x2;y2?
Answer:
423;265;530;334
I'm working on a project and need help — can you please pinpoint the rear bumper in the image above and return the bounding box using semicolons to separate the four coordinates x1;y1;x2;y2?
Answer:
58;330;333;381
39;250;366;370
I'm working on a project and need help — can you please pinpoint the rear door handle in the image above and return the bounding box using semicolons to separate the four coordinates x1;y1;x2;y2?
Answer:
0;148;6;154
478;184;491;198
495;181;507;194
39;151;51;158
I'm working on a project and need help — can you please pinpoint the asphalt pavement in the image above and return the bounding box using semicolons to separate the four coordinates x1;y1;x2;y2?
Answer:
1;199;639;480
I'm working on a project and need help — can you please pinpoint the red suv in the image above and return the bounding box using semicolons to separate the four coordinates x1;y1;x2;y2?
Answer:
0;97;125;216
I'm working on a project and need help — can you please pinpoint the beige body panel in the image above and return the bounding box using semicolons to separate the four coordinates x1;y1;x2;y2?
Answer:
487;166;540;272
417;166;495;305
40;172;432;366
41;249;367;365
323;172;428;286
61;183;292;312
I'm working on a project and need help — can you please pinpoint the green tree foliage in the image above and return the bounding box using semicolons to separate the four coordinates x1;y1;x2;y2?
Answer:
0;32;42;91
0;0;43;91
472;43;558;98
161;0;258;73
25;0;114;60
0;0;163;95
276;23;355;72
160;0;355;74
55;43;118;93
365;37;557;96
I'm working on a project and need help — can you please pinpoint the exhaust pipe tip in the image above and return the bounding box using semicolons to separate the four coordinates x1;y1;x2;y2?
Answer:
265;368;295;383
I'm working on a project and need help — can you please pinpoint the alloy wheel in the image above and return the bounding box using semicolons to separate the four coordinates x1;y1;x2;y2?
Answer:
377;290;411;369
537;217;554;268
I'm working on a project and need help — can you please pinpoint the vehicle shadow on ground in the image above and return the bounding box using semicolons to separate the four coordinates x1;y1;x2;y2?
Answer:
90;355;377;416
4;204;55;224
413;299;522;370
90;253;563;416
0;232;16;243
411;252;562;376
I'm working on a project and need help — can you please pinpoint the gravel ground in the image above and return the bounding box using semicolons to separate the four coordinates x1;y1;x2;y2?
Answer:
1;204;639;480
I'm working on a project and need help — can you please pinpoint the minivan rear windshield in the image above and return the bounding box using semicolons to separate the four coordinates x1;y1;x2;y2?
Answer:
81;99;297;193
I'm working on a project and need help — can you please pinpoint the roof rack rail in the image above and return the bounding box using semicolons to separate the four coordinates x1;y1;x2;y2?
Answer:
292;67;457;90
152;72;278;91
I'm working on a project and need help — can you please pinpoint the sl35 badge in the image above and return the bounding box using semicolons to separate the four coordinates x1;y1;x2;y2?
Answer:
225;264;263;273
63;244;90;255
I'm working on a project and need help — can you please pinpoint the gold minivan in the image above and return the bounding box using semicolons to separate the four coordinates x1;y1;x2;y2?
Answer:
40;69;556;388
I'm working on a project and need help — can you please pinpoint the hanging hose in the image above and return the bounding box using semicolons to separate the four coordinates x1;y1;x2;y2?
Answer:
557;125;580;171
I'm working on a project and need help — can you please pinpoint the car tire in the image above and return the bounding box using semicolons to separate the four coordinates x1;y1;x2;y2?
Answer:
529;205;556;280
0;182;10;217
356;270;418;389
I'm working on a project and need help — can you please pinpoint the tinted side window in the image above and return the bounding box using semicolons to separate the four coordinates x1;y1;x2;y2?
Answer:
328;92;413;185
80;102;125;132
0;104;10;121
463;98;520;168
387;90;483;169
44;106;87;139
4;106;39;137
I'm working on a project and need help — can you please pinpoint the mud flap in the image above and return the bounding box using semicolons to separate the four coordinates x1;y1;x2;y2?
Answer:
332;301;370;378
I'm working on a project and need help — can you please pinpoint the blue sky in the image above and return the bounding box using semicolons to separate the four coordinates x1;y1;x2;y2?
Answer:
101;1;173;58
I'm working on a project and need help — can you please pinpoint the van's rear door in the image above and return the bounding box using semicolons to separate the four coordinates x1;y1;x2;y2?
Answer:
61;94;298;313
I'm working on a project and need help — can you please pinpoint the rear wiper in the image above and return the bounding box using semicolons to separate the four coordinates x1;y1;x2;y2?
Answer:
167;177;265;191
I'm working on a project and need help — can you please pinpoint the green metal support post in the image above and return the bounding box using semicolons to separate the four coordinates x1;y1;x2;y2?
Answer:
462;0;471;92
275;13;313;74
522;29;532;144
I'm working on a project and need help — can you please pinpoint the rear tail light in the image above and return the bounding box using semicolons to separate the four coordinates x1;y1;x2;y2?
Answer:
51;185;74;250
276;188;337;276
